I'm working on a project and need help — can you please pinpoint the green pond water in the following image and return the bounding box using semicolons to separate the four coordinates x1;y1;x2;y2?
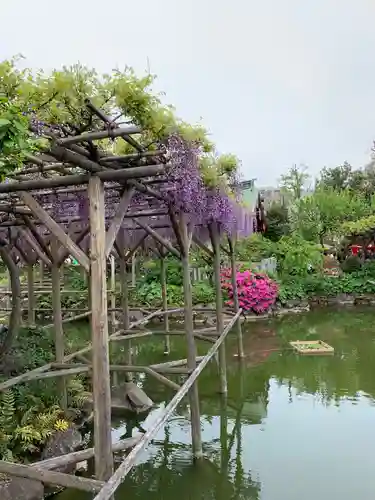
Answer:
56;308;375;500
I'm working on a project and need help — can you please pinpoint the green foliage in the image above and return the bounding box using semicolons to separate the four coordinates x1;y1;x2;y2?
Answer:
341;214;375;236
131;280;215;308
0;390;69;461
277;262;375;303
263;202;290;242
279;164;310;201
142;256;182;286
236;233;274;262
292;187;369;243
0;56;239;190
0;95;36;179
318;162;375;201
274;235;323;277
191;281;215;304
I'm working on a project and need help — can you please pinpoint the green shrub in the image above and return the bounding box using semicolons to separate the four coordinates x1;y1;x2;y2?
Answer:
277;263;375;304
274;235;323;277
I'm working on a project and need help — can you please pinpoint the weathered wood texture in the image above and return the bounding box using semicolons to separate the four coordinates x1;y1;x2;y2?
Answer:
88;176;113;481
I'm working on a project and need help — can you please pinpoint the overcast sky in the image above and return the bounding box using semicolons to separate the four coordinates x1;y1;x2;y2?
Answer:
2;0;375;186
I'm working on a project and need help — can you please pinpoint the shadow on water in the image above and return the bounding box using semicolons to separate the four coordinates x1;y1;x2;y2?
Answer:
57;308;375;499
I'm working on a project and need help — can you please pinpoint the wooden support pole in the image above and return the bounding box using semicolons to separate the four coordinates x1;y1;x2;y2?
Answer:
88;176;114;481
110;255;116;331
27;264;35;326
117;231;132;381
51;237;67;410
39;261;44;286
131;253;136;287
160;253;170;355
179;213;202;458
228;236;244;358
209;222;227;394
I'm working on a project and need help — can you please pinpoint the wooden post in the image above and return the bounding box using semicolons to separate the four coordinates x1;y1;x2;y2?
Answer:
118;231;132;381
88;176;114;481
27;264;35;326
131;253;136;287
39;261;44;286
228;237;244;358
51;238;67;410
160;254;170;355
210;223;227;394
179;214;202;458
110;255;116;331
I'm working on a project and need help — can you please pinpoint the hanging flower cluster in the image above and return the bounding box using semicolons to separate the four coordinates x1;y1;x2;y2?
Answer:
221;268;278;314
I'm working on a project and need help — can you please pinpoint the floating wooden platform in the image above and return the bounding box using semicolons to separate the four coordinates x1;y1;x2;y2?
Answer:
290;340;334;355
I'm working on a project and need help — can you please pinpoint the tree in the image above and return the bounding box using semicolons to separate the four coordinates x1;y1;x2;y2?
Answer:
294;187;369;245
318;162;352;192
263;202;290;242
279;164;310;202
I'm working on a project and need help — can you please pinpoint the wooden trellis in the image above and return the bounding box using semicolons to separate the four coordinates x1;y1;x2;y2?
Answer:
0;101;245;499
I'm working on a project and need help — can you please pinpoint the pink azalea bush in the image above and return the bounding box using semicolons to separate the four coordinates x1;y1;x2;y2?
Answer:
220;267;278;314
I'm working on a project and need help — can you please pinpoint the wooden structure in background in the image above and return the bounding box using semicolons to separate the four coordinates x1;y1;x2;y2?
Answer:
0;101;245;499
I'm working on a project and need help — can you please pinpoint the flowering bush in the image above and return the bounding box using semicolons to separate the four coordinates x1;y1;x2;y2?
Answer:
221;267;278;314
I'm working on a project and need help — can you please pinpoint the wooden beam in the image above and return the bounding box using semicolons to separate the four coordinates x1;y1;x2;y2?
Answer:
122;233;148;263
88;176;113;481
18;228;52;267
58;225;90;266
20;192;90;272
22;215;53;261
134;219;180;258
0;460;104;493
105;186;134;258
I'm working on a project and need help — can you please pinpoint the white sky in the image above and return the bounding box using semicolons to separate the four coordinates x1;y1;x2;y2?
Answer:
2;0;375;185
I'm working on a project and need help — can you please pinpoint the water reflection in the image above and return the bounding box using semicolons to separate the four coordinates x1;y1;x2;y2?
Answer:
58;308;375;499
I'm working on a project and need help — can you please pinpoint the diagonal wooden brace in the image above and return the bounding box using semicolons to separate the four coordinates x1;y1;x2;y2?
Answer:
20;192;90;272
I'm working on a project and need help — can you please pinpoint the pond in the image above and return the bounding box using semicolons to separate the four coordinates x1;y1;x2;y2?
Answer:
56;308;375;499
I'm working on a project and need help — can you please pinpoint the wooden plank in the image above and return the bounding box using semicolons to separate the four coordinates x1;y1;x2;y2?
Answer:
88;176;114;481
0;460;104;493
105;186;134;258
92;310;242;500
20;192;90;272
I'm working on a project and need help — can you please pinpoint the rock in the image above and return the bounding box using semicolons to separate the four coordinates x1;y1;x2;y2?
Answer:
41;428;83;472
129;310;144;323
0;476;43;500
111;382;153;414
40;427;83;497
